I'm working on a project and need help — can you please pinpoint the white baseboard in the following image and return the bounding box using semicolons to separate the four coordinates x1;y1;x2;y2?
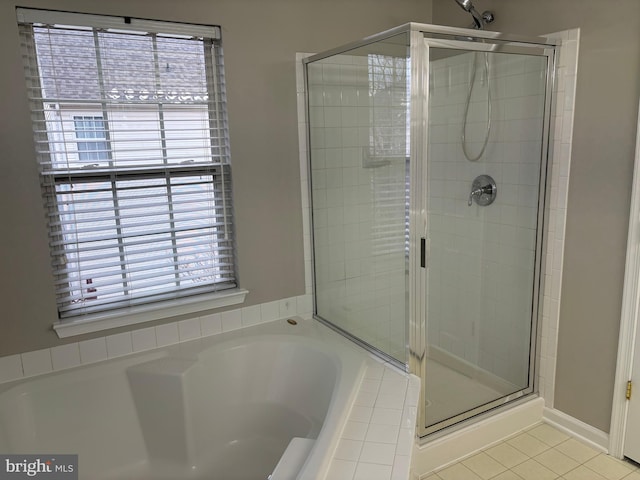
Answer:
543;407;609;453
413;397;544;477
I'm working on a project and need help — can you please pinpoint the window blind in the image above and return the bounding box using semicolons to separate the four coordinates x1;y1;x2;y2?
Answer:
18;9;237;319
367;54;411;257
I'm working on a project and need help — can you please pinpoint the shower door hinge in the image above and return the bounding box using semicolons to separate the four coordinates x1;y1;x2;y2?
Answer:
627;380;633;401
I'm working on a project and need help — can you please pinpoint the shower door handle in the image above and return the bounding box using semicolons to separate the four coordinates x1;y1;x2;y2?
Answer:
420;238;427;268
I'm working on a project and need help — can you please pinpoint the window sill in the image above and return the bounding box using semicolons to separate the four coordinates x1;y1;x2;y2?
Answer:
53;288;249;338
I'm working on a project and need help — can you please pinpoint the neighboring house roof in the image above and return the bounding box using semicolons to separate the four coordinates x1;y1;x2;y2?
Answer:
34;27;210;104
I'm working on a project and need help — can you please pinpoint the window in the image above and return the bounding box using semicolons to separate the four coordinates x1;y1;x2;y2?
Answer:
74;116;109;163
17;9;241;330
367;54;411;160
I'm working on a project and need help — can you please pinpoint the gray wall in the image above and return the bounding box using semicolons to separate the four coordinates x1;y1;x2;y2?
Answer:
433;0;640;433
0;0;432;355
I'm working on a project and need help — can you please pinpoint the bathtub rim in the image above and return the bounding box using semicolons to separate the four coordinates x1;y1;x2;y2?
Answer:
0;317;368;480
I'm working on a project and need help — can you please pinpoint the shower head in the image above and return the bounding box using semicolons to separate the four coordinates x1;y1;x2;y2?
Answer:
452;0;493;29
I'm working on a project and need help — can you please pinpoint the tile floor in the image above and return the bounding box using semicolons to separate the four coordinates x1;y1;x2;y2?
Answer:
422;423;640;480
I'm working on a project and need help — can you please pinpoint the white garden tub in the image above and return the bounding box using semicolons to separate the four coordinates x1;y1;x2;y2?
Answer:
0;319;366;479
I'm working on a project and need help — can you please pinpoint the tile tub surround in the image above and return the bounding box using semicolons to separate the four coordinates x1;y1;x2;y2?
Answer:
328;361;420;480
0;295;312;383
0;314;418;480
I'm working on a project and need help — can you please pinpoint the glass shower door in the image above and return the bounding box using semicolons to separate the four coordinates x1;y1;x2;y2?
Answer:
306;33;411;365
422;42;551;433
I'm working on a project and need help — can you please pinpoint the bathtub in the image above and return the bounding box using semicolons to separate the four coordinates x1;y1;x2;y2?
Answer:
0;318;367;479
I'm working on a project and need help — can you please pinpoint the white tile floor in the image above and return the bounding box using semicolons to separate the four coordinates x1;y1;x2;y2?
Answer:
422;423;640;480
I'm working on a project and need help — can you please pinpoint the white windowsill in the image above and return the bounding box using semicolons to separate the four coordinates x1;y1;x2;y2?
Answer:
53;288;249;338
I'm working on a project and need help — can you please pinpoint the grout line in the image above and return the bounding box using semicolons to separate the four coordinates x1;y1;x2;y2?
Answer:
428;422;640;480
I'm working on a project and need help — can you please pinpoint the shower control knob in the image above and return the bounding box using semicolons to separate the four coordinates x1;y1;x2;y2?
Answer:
481;11;495;25
468;174;497;206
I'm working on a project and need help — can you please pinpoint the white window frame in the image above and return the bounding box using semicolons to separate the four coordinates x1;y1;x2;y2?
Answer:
17;9;247;338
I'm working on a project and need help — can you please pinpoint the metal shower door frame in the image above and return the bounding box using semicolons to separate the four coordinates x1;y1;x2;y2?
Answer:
409;28;557;439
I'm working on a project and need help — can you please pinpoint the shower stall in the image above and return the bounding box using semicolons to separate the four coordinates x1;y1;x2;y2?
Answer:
303;23;557;437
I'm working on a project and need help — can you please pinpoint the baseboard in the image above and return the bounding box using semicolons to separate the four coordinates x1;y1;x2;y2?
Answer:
542;407;609;453
413;397;544;477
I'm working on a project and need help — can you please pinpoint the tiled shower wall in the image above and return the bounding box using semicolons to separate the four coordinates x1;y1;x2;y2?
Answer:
426;50;547;387
305;42;409;363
